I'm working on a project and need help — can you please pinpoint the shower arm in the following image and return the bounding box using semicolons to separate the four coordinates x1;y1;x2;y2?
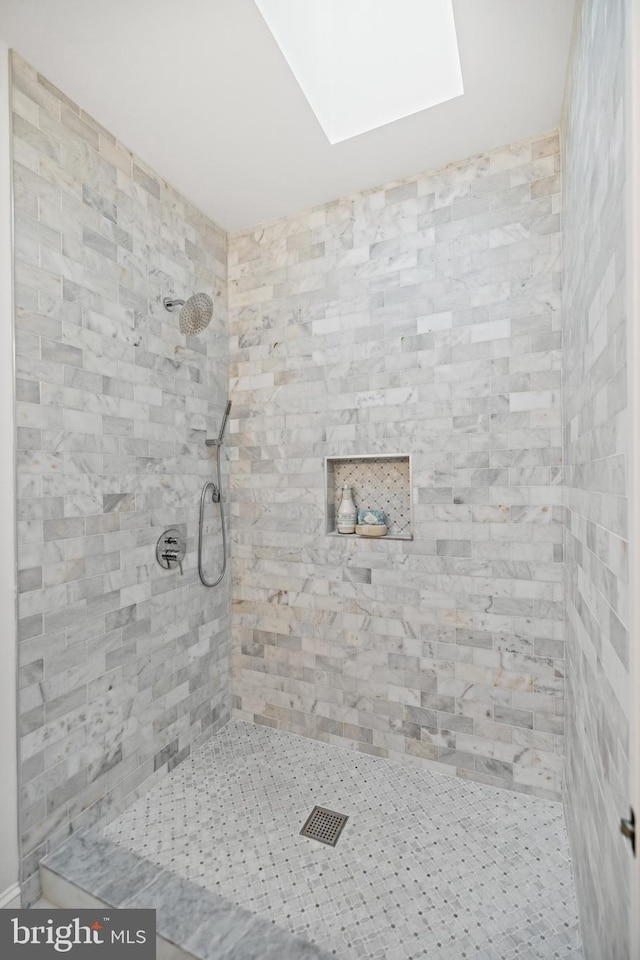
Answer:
162;297;185;311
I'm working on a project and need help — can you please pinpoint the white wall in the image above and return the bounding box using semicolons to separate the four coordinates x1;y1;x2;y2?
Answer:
0;41;20;908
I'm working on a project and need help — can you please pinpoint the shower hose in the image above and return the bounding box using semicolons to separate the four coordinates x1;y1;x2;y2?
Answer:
198;446;227;587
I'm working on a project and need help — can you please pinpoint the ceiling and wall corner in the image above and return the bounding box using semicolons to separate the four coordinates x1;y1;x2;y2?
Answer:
0;0;575;230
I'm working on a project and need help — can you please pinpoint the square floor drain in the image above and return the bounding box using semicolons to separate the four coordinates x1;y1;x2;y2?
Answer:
300;805;348;846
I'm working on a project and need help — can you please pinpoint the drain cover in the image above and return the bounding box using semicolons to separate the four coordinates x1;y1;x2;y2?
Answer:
300;805;348;846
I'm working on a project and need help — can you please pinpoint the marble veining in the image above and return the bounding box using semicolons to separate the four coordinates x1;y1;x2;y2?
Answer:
12;52;231;903
103;720;583;960
228;129;565;800
42;828;334;960
561;1;632;957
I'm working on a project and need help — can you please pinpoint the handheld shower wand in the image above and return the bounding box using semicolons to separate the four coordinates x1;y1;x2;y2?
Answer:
206;400;232;447
199;400;232;587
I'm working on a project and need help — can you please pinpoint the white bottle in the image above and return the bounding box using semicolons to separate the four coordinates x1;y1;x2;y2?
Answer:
337;484;357;534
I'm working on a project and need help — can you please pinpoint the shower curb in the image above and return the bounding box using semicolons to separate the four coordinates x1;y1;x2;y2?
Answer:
40;828;334;960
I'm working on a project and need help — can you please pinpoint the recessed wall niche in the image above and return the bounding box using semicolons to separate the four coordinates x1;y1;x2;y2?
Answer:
325;455;412;540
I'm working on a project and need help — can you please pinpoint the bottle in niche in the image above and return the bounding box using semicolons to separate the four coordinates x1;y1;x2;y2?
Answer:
337;483;357;534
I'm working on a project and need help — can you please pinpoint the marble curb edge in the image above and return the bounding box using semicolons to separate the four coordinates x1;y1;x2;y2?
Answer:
41;828;334;960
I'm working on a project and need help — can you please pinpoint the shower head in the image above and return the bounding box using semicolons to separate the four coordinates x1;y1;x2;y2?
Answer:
163;292;213;335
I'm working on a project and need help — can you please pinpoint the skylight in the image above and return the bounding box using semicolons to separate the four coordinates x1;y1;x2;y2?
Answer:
253;0;464;144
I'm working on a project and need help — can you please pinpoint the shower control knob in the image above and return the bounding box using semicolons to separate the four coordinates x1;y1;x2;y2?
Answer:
162;551;184;575
156;528;186;575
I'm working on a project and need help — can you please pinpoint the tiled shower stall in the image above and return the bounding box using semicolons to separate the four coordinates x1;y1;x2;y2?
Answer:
6;0;634;957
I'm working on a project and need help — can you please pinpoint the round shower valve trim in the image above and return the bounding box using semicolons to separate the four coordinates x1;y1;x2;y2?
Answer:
156;528;186;575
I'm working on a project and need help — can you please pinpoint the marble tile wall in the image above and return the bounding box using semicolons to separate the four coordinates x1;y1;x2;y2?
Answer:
561;1;632;956
228;130;565;800
11;53;231;902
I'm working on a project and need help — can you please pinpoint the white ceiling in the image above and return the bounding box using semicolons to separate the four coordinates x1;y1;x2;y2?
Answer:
0;0;575;231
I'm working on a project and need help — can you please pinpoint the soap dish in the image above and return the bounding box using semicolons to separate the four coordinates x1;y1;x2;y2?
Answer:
355;524;387;538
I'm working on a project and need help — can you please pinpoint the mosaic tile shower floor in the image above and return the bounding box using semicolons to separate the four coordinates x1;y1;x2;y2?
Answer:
102;720;583;960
